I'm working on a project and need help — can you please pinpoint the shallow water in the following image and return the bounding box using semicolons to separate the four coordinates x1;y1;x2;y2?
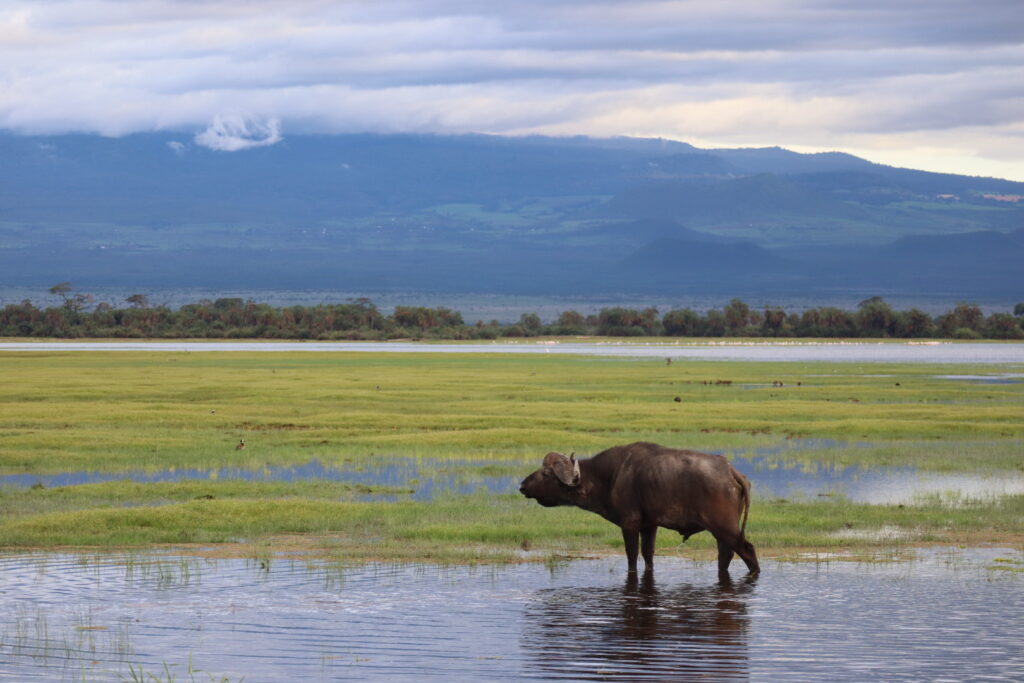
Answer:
3;340;1024;363
5;449;1023;506
0;549;1021;681
937;373;1024;384
732;444;1024;504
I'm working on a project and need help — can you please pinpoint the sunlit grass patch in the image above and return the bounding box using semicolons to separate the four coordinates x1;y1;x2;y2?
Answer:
1;351;1022;473
0;479;413;518
988;557;1024;573
0;349;1022;558
2;486;1021;563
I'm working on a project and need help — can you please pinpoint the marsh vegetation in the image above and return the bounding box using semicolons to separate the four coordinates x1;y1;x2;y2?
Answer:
0;349;1021;561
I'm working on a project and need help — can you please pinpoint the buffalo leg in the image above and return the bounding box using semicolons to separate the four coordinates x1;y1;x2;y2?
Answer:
735;537;760;574
640;527;657;570
720;529;760;574
622;528;640;572
713;529;761;577
716;538;734;578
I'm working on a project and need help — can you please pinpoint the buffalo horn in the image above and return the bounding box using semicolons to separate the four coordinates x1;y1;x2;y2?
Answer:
544;451;581;487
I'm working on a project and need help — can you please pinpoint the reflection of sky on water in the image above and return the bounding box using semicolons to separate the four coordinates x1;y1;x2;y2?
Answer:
3;447;1022;505
0;459;472;503
936;373;1024;384
2;340;1024;363
0;549;1021;681
735;456;1024;504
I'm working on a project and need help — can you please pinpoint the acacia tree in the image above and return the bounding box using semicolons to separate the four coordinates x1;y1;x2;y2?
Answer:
856;297;897;337
393;306;463;333
597;307;646;336
554;310;587;335
519;312;543;335
640;307;662;335
723;298;752;336
49;282;73;305
662;308;702;336
896;308;935;338
48;281;91;312
984;313;1024;339
704;309;726;337
761;307;788;337
125;293;149;308
937;303;984;337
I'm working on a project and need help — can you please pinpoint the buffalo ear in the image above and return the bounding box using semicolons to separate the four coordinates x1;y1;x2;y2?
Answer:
542;451;565;469
542;451;580;487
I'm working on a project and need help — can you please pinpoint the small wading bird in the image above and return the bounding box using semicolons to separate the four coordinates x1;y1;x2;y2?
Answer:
235;439;246;450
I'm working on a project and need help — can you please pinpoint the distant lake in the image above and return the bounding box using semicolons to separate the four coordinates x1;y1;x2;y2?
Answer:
2;340;1024;363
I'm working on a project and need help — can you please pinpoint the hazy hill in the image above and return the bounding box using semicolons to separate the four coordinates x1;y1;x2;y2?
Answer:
605;173;868;229
710;147;873;175
779;230;1024;297
0;131;1021;300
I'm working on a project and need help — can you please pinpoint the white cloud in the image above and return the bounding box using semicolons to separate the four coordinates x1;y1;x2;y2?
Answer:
193;115;282;151
0;0;1021;177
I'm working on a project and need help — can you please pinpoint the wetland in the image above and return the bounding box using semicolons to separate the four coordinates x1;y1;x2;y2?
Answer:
1;344;1022;679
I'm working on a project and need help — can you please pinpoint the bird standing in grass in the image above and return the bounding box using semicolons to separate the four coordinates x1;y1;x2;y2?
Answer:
235;439;246;450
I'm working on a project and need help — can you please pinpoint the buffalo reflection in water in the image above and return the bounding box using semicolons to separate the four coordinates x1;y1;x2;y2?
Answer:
521;570;755;681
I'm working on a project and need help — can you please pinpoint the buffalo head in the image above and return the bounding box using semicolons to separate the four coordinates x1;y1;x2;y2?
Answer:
519;451;581;506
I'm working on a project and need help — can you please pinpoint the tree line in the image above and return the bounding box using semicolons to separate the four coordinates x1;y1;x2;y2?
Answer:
2;284;1023;340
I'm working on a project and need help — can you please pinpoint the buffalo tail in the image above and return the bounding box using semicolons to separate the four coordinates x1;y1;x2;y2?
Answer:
731;465;752;538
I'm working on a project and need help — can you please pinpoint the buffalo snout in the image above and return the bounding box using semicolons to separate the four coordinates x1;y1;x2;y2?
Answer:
519;471;539;498
520;454;581;507
520;469;557;505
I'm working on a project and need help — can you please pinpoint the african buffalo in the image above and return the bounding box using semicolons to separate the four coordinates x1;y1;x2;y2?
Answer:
519;441;760;578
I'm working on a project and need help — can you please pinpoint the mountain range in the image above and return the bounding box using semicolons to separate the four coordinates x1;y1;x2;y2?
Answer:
0;132;1021;300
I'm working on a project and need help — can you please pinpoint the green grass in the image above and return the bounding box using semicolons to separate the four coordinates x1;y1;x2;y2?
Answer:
0;480;412;517
1;351;1021;472
1;490;1020;562
0;349;1021;559
122;659;240;683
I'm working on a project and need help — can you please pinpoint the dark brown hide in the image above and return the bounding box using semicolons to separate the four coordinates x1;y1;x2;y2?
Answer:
520;442;759;578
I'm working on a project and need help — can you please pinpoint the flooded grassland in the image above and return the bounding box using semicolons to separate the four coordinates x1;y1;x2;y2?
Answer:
0;349;1021;557
1;347;1022;679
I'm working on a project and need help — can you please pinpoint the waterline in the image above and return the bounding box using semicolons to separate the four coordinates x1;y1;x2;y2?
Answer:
3;340;1024;363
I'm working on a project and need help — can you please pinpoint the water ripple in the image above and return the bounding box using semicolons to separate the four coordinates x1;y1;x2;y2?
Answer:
0;549;1021;680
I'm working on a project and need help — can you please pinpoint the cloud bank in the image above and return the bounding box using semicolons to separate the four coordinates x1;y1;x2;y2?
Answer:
0;0;1022;177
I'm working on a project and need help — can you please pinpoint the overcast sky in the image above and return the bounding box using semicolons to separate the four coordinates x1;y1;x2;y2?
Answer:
2;0;1022;179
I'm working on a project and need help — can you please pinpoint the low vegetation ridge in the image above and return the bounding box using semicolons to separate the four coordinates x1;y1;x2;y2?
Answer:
4;286;1023;340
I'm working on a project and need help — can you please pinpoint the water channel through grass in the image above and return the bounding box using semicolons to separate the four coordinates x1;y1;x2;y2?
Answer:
4;440;1024;506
